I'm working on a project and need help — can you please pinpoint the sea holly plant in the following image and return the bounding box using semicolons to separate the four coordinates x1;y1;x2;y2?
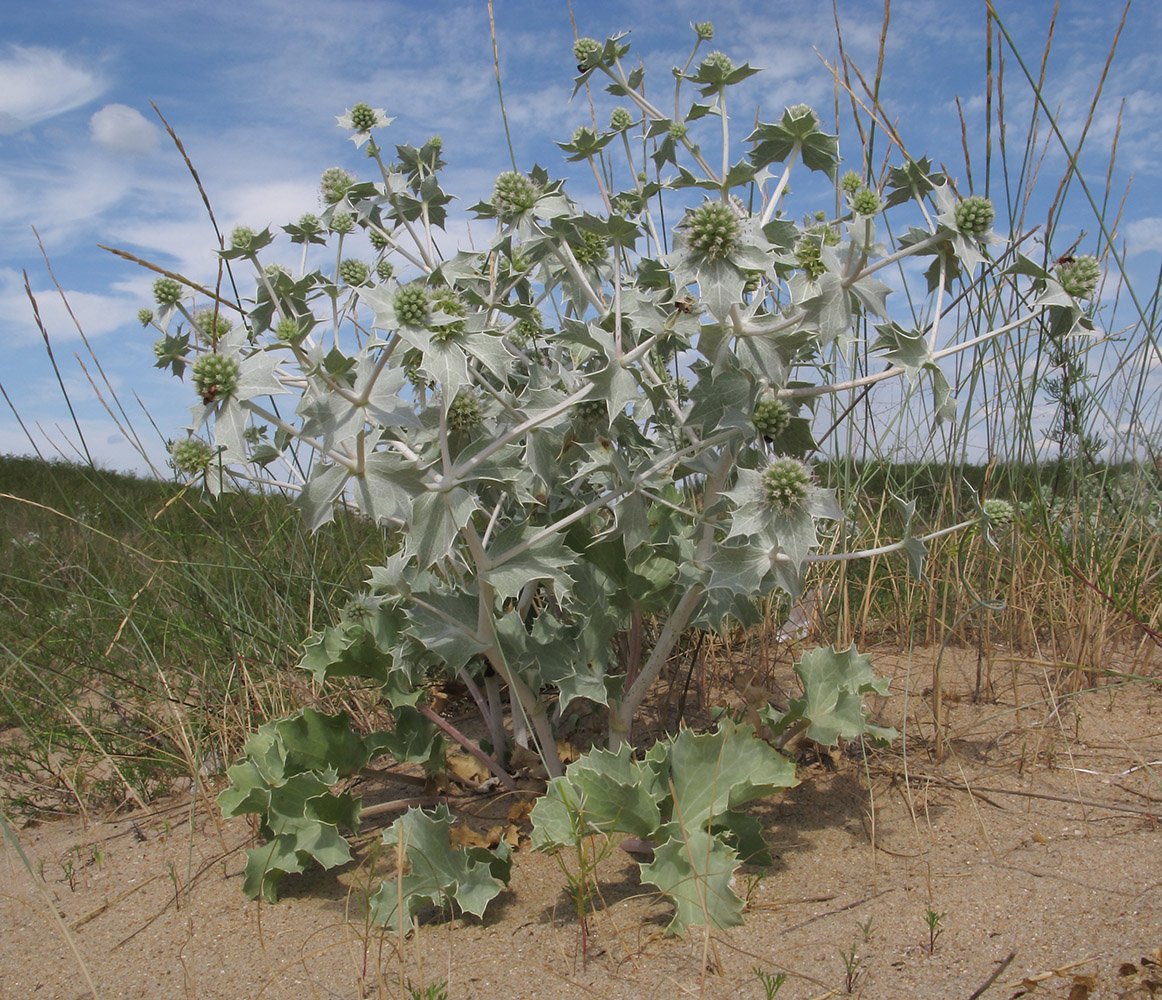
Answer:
128;24;1092;914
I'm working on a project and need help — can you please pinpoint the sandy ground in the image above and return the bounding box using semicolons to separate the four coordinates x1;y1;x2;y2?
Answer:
2;646;1161;1000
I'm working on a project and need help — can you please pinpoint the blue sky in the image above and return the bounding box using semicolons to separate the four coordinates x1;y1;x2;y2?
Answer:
2;0;1160;473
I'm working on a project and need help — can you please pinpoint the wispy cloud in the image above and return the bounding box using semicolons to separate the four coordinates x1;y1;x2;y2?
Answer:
0;44;105;133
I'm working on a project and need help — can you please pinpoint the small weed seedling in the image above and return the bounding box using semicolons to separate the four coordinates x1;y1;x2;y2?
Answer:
840;942;864;993
753;966;787;998
924;905;946;954
857;914;874;943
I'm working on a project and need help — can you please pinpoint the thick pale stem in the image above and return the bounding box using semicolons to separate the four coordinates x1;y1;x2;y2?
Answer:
609;446;735;747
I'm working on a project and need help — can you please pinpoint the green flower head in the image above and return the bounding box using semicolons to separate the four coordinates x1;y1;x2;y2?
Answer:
171;437;215;476
573;398;608;426
394;285;429;327
191;352;240;403
349;102;377;132
339;258;370;286
1056;254;1101;299
795;237;826;279
446;392;483;432
153;277;182;307
982;497;1015;529
841;170;862;194
762;457;813;514
194;309;232;340
574;37;601;67
368;227;390;251
138;308;154;327
687;200;740;261
693;21;714;40
700;51;734;76
376;258;394;282
320;166;356;205
275;317;304;343
230;225;256;251
851;188;882;216
492;171;539;219
954;195;995;239
573;230;608;266
609;106;633;132
753;398;791;439
329;211;355;235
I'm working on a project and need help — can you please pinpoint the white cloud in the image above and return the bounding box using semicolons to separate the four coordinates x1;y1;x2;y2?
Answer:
0;268;139;346
0;45;105;133
1122;218;1162;256
90;103;159;155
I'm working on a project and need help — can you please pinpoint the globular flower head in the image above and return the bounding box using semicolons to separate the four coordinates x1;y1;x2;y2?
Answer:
171;437;215;476
298;212;321;233
430;288;467;341
376;258;394;282
795;237;826;279
394;285;429;327
700;50;734;76
320;166;356;205
609;106;633;132
275;317;305;343
230;225;256;251
349;102;377;132
982;497;1015;529
138;308;154;327
693;20;714;40
851;188;882;216
329;211;355;235
573;230;608;266
686;200;740;261
368;227;390;251
191;352;240;403
513;312;542;345
762;457;813;514
194;308;232;340
1056;254;1101;299
753;398;792;438
446;392;483;432
152;338;168;360
574;37;601;67
492;171;539;219
954;195;995;239
841;170;862;194
339;258;370;286
574;398;608;426
153;277;182;307
669;121;689;140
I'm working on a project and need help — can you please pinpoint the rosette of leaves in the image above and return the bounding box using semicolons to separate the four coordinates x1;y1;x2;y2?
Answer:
216;708;376;902
369;804;513;932
531;719;799;934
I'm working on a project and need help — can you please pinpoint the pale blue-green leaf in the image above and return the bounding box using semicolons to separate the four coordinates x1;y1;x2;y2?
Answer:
695;257;745;321
296;461;351;532
421;339;470;397
790;644;896;746
405;488;475;569
482;524;575;600
640;825;744;934
349;451;425;525
927;364;957;424
213;398;251;463
235;352;291;401
847;272;893;318
706;541;770;597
